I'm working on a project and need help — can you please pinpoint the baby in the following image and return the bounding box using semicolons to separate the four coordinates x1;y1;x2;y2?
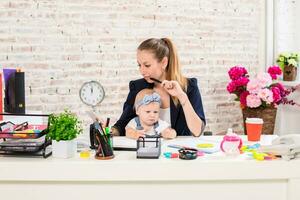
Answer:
125;89;176;140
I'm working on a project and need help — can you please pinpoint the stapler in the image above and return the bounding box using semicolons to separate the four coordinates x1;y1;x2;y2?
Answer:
258;134;300;160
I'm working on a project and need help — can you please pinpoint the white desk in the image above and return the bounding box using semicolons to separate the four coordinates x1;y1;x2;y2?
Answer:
0;136;300;200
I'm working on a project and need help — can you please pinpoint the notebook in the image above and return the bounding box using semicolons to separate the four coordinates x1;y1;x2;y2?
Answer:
113;136;137;151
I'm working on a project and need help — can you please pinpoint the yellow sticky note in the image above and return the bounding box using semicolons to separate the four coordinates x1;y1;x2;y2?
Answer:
80;150;91;158
197;143;214;148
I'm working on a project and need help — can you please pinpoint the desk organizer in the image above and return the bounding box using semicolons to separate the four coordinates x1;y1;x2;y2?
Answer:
91;122;114;160
94;133;114;160
0;113;52;158
137;136;161;159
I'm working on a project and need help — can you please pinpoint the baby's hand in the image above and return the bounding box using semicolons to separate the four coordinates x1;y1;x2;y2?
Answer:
111;126;120;136
161;128;176;139
135;130;146;139
126;128;146;140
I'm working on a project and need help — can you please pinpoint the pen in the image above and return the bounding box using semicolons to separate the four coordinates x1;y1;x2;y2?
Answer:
93;122;101;133
105;117;110;128
150;77;162;84
99;122;106;135
94;121;107;143
167;144;186;149
105;127;112;147
95;134;105;156
99;123;110;146
168;144;197;150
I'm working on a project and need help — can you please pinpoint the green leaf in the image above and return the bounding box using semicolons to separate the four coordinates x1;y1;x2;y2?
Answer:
276;52;299;68
46;109;82;141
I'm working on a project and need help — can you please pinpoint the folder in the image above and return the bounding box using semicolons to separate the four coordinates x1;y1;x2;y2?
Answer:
0;73;2;120
4;70;25;114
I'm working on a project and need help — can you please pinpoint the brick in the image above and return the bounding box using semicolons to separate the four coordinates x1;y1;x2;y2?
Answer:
0;0;271;135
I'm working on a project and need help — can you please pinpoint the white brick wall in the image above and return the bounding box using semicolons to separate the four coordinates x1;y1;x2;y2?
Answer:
0;0;265;137
274;0;300;81
275;0;300;55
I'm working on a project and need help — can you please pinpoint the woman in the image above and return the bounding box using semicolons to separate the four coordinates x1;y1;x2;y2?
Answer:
113;38;206;137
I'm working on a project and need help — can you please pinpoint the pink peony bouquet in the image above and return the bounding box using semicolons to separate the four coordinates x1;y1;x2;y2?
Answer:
227;65;297;109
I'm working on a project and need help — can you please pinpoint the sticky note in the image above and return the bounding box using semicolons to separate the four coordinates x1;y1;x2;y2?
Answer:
197;143;214;148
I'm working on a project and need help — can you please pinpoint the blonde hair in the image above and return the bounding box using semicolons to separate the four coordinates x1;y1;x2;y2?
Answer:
137;38;187;105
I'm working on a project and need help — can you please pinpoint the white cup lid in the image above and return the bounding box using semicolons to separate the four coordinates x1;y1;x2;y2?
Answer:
246;118;263;124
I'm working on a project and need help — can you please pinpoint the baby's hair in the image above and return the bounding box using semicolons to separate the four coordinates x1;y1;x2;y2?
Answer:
134;89;161;110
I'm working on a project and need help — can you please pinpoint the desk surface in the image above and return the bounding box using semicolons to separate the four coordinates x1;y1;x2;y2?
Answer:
1;135;300;200
0;135;299;182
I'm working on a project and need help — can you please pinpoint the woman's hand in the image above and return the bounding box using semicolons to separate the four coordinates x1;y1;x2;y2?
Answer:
162;80;185;98
125;128;146;140
161;80;188;104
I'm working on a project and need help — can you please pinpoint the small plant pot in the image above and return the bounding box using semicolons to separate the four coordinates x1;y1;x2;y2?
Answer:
52;139;77;158
283;65;297;81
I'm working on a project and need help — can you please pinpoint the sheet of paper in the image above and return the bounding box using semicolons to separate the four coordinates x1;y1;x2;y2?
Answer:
113;136;221;153
163;137;221;153
113;136;137;149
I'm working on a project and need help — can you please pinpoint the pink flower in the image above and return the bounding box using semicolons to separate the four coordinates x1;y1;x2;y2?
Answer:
257;72;272;87
271;86;282;103
273;83;288;97
228;66;248;80
247;79;261;94
233;77;249;87
226;81;236;93
240;91;249;107
257;88;274;104
268;66;282;80
246;94;262;108
227;65;296;109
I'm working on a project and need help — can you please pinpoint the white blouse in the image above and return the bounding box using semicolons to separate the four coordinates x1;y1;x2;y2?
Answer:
160;107;171;125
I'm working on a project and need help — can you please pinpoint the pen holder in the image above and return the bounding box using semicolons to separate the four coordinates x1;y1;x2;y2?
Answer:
95;133;114;160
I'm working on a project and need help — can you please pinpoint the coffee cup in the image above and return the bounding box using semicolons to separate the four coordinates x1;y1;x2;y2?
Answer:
245;118;263;141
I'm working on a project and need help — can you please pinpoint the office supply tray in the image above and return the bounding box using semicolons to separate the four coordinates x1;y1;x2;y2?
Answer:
0;113;52;158
137;136;161;159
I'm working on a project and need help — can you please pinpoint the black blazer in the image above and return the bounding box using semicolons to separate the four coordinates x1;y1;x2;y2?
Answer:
113;78;206;136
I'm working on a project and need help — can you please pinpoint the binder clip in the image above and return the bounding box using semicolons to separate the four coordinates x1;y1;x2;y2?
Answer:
0;121;14;132
136;135;161;159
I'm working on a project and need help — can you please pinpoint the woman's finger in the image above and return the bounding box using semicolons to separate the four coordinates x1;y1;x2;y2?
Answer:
162;81;173;90
161;80;168;87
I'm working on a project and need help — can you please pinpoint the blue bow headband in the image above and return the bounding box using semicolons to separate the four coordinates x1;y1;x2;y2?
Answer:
135;93;161;109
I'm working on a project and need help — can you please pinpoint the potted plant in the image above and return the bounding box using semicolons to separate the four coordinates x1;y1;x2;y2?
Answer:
46;109;82;158
276;52;299;81
226;65;297;135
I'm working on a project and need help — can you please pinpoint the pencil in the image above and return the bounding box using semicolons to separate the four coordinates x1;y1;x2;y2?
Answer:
96;134;105;156
99;122;109;144
105;117;110;128
150;77;162;84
